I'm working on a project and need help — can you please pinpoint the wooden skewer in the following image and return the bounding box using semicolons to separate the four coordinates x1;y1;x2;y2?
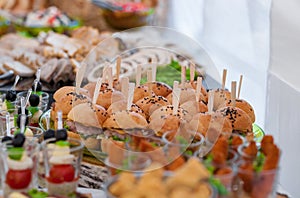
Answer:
238;75;243;99
136;65;142;87
172;87;181;115
147;69;152;83
121;77;129;100
190;63;195;83
152;63;157;82
75;62;87;94
107;67;113;89
93;78;102;105
181;64;186;87
116;56;121;81
196;77;202;102
231;81;237;107
222;69;227;90
147;70;153;97
173;81;179;90
207;90;214;114
127;83;135;111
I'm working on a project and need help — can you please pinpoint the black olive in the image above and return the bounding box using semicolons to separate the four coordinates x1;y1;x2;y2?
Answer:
12;133;26;147
56;128;68;141
44;129;56;141
5;90;16;102
1;136;12;143
29;94;40;107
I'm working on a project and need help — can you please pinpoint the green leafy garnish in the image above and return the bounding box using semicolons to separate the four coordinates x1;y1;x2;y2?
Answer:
5;100;15;113
184;150;193;156
63;121;70;131
203;154;215;174
175;136;189;145
55;140;70;147
28;106;39;116
112;135;129;142
253;152;265;173
28;189;49;198
140;60;197;86
32;91;43;96
8;147;24;160
209;177;228;196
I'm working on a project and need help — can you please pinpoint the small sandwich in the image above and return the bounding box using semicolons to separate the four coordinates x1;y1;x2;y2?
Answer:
65;102;108;150
217;106;253;134
103;110;148;134
51;86;91;120
218;99;255;123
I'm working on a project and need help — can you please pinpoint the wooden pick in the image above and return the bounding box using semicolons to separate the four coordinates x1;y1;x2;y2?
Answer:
116;56;121;81
76;62;87;93
136;65;142;87
127;83;135;111
222;69;227;90
172;87;181;115
181;64;186;87
196;77;202;102
93;78;102;104
207;90;214;114
147;70;153;97
190;63;195;83
231;81;237;107
238;75;243;99
36;68;41;82
121;77;129;100
173;81;179;90
152;63;157;82
147;69;152;83
107;67;113;89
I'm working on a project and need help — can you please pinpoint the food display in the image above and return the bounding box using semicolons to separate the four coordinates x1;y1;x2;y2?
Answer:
0;18;283;198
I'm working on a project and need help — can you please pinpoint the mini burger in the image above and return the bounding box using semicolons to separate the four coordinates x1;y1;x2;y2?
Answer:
103;110;148;133
51;86;91;120
96;88;125;109
212;89;231;111
107;100;146;118
145;81;172;97
189;112;233;137
218;99;255;123
216;106;253;134
149;105;190;122
136;95;170;118
148;114;184;137
133;85;152;103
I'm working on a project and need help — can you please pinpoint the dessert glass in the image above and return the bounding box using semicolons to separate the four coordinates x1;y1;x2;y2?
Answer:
42;138;84;196
17;91;49;112
0;139;40;197
0;108;32;136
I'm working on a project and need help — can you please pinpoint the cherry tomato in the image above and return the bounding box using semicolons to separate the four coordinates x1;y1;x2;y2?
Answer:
48;164;75;183
6;169;32;189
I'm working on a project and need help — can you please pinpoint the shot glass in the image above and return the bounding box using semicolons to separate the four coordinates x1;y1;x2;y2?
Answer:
236;162;279;198
42;138;84;196
0;139;39;197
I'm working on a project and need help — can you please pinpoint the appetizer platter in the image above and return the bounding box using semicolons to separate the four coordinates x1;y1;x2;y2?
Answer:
0;27;279;198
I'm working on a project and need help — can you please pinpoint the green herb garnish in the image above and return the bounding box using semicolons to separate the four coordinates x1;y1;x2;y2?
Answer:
28;189;49;198
253;152;265;173
184;150;193;156
8;147;24;160
63;121;70;131
32;91;43;97
28;106;39;116
175;136;189;145
55;140;70;147
209;177;228;196
5;100;15;113
203;154;215;174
